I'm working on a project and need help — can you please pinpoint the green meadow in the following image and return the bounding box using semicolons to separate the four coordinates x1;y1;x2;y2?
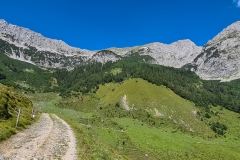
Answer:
27;78;240;159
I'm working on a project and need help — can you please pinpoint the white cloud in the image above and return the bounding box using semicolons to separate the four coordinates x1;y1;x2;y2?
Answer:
233;0;240;7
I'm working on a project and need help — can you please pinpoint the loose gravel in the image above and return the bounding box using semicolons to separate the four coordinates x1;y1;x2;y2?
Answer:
0;113;76;160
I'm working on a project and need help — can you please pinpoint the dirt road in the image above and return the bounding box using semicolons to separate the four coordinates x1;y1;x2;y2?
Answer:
0;113;76;160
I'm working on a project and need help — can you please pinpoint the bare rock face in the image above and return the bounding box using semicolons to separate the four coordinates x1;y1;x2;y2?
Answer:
91;50;121;63
143;40;202;68
0;19;94;57
194;21;240;81
108;40;202;68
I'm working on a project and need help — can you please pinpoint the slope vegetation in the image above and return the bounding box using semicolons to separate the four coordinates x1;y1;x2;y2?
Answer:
0;51;52;92
97;78;213;136
52;78;240;159
0;83;36;141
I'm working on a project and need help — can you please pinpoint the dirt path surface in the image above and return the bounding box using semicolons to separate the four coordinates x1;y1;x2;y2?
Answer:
0;113;77;160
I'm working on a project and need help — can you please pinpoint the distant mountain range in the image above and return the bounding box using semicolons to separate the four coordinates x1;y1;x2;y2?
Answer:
0;19;240;81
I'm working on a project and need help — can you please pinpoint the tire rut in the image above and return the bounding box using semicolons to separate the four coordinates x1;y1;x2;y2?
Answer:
0;113;76;160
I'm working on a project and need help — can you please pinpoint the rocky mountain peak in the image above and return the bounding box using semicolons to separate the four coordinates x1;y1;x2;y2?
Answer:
194;21;240;81
0;19;7;25
172;39;195;44
224;21;240;31
141;40;202;68
107;40;202;68
0;19;95;57
170;39;201;52
207;21;240;45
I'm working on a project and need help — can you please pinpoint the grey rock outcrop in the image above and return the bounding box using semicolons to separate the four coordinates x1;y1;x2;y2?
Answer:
0;19;94;57
91;50;121;63
143;40;202;68
108;40;202;68
194;21;240;81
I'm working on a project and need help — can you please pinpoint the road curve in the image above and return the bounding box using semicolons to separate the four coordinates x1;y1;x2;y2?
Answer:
0;113;77;160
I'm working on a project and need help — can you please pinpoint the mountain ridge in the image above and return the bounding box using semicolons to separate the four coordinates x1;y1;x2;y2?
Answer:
0;19;95;57
1;19;240;81
0;19;202;69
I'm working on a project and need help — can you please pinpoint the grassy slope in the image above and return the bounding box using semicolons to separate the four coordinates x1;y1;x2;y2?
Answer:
27;92;126;160
28;78;240;159
0;83;37;141
97;78;213;136
95;78;240;159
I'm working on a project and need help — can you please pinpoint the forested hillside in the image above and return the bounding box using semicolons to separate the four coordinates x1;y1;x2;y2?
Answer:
54;53;240;113
42;79;240;159
0;52;52;92
1;50;240;113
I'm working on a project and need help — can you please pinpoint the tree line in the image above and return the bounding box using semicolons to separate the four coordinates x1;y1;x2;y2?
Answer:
53;54;240;113
1;50;240;114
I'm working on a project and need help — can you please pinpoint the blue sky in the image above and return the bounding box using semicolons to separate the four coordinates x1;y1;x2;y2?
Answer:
0;0;240;50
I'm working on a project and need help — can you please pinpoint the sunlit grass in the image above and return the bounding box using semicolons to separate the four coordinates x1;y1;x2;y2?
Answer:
0;83;38;141
26;78;240;159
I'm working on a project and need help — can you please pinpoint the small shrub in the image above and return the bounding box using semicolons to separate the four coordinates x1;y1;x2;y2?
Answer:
210;122;227;136
205;113;211;119
115;102;120;108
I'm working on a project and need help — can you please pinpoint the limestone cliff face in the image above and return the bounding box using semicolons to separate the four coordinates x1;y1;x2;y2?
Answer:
143;40;202;68
0;19;94;57
108;39;202;68
91;50;121;63
194;21;240;81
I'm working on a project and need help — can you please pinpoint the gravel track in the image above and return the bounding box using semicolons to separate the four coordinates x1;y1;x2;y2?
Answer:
0;113;76;160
